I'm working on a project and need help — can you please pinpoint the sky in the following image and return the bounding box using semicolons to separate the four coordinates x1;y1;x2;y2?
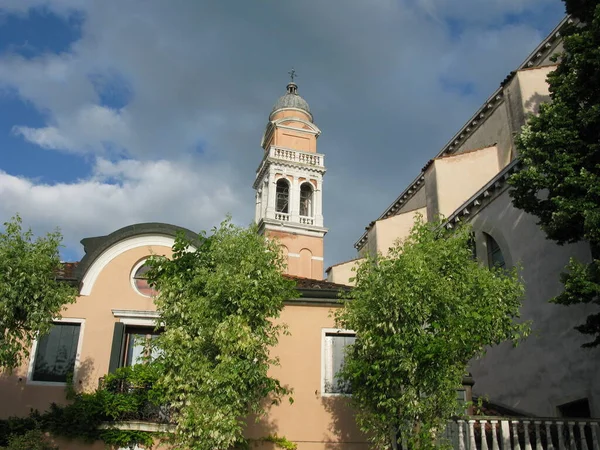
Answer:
0;0;565;269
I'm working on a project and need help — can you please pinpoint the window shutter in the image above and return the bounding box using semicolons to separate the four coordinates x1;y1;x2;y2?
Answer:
108;322;125;373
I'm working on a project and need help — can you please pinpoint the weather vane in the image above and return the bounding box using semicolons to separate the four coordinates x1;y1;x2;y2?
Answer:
288;68;297;82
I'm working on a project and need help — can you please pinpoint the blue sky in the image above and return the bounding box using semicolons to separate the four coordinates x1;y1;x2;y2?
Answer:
0;0;565;267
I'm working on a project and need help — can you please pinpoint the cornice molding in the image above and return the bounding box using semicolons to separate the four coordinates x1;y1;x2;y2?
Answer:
259;218;328;238
253;150;327;189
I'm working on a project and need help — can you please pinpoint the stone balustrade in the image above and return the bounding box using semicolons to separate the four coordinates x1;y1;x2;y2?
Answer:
299;216;314;225
275;212;290;222
424;417;600;450
270;146;324;167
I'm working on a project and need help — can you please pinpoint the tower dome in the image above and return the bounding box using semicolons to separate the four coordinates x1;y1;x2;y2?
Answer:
270;82;312;121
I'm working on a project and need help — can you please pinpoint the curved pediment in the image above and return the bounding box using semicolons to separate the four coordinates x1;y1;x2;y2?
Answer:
261;119;321;149
76;223;198;295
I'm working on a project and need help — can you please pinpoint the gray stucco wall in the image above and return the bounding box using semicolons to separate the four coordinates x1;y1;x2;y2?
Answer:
455;102;515;169
467;188;600;417
541;42;563;65
398;184;427;215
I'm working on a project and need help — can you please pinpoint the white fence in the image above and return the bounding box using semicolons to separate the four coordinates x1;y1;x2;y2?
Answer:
434;417;600;450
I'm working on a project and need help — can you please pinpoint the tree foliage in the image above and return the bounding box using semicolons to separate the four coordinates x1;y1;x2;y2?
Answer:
508;1;600;346
335;220;528;450
0;215;77;371
0;364;161;449
146;219;297;450
0;429;57;450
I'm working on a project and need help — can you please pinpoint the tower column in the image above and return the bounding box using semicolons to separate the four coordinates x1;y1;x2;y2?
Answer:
266;170;276;218
315;183;324;227
255;191;262;223
290;176;300;222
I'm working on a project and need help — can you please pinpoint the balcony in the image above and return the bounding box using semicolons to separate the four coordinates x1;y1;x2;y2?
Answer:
99;375;172;424
275;212;290;222
270;146;325;167
424;417;600;450
299;216;314;225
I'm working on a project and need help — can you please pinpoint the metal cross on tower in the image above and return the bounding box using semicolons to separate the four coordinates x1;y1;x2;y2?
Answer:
288;68;297;82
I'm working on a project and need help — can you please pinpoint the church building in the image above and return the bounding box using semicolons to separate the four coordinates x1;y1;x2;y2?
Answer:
0;79;365;450
2;13;599;450
328;15;600;419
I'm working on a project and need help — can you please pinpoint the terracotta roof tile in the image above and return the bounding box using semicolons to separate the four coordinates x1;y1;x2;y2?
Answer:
283;274;351;291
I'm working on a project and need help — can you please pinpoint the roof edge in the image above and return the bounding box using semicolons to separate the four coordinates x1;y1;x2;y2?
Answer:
75;223;198;281
354;15;572;251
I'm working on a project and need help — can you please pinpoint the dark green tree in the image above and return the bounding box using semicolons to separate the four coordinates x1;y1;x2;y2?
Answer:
0;215;77;371
508;1;600;346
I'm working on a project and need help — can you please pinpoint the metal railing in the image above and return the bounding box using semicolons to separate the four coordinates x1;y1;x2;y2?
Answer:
99;376;173;424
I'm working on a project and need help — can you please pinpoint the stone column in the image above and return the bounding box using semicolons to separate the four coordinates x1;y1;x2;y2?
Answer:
291;176;300;222
315;178;324;227
266;169;276;220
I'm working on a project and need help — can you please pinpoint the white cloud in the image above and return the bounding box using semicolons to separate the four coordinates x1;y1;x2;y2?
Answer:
13;104;131;154
0;0;564;267
0;157;244;257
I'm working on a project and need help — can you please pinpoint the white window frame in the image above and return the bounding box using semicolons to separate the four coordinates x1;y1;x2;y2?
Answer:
27;318;85;387
321;327;356;397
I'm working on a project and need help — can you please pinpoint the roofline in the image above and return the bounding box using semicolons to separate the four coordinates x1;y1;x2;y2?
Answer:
354;15;572;251
269;107;314;123
325;257;364;273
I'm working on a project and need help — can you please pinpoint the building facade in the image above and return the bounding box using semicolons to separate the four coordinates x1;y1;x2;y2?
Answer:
328;16;600;418
0;84;365;450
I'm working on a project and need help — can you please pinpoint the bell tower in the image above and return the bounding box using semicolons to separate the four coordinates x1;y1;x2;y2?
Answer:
254;77;327;279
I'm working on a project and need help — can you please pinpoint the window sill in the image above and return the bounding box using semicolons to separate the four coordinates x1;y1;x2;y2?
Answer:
321;392;352;398
26;380;68;387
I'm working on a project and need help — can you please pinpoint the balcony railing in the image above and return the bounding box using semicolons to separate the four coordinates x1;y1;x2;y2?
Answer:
99;376;173;424
270;146;324;167
418;417;600;450
275;212;290;221
299;216;314;225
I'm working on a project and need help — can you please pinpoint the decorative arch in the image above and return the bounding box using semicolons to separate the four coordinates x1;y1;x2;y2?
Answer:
299;248;313;278
299;182;314;217
77;223;197;296
276;178;290;214
280;245;290;274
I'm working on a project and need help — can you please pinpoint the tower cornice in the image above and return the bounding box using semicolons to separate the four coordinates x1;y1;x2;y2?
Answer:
253;146;326;190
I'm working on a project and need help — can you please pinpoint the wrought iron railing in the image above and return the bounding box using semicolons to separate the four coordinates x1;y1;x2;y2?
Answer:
99;376;172;424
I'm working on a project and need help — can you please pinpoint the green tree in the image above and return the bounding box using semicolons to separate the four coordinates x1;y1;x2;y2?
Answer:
335;220;528;450
508;1;600;347
0;429;57;450
0;215;77;371
146;219;297;450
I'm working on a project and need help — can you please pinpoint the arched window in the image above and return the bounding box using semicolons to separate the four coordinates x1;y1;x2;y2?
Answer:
299;182;314;217
275;179;290;214
132;260;158;297
485;233;505;269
